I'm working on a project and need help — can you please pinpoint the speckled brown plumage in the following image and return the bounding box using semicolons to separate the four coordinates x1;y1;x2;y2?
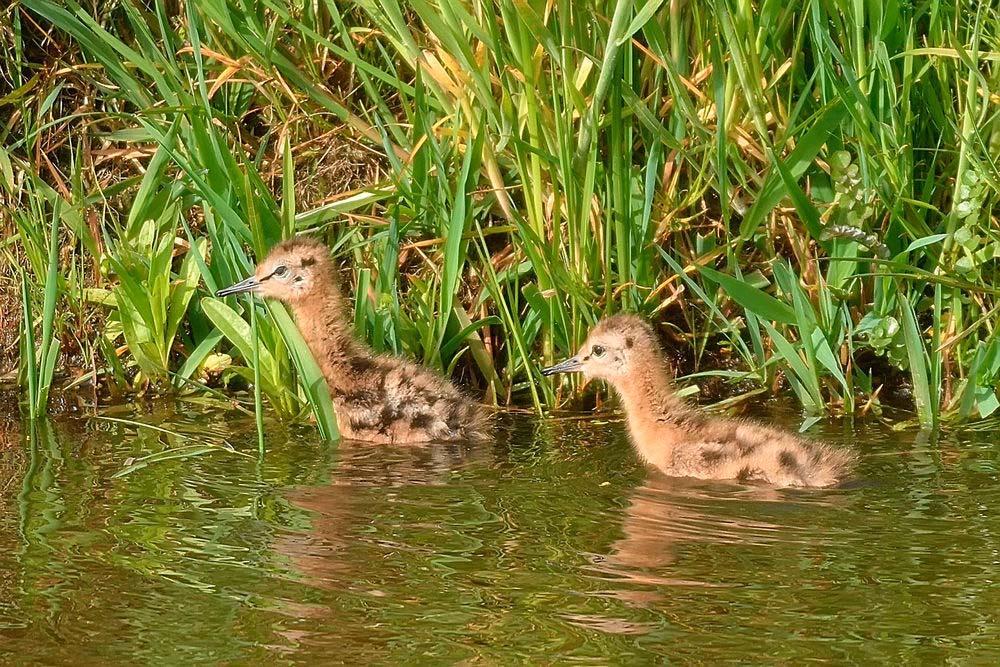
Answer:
219;238;489;444
542;314;854;488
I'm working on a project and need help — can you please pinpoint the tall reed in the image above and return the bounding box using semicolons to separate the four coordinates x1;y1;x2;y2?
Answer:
3;0;999;428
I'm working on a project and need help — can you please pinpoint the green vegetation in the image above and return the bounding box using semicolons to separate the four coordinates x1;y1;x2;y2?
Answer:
2;0;999;428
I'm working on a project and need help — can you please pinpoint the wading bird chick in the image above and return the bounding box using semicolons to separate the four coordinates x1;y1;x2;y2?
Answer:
541;315;854;487
217;238;488;444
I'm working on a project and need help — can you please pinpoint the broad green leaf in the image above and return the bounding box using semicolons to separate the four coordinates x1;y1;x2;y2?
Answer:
761;321;823;411
698;266;797;325
740;100;847;239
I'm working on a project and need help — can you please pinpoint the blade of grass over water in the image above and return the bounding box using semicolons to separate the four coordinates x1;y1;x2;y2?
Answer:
19;268;38;421
17;198;61;418
93;415;254;478
250;300;265;454
36;198;61;412
267;302;340;441
5;0;1000;427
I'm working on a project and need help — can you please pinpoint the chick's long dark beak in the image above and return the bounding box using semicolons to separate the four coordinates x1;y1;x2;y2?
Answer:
541;356;583;376
216;275;260;297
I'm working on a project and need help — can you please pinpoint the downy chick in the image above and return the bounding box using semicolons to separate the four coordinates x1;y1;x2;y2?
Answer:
542;314;854;487
218;238;488;444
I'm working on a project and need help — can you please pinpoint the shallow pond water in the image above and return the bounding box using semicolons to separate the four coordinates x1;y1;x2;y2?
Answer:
1;405;1000;663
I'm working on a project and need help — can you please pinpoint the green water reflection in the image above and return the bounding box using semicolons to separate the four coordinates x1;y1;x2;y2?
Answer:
2;407;1000;663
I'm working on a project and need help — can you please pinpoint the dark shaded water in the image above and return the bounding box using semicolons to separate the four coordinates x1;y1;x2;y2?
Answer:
2;406;1000;663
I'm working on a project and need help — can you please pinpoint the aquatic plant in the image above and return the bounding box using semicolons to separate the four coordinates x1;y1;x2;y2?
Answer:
3;0;1000;428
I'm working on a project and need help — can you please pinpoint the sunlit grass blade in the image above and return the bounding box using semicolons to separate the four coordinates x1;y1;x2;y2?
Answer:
250;299;265;454
898;284;936;427
18;268;38;420
266;303;339;441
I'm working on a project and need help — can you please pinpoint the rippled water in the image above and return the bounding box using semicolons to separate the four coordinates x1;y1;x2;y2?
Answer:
2;405;1000;663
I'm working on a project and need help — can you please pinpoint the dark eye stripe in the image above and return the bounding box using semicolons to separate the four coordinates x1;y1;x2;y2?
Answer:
262;266;288;281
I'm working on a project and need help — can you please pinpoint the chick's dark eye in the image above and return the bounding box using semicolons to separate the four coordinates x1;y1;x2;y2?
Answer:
273;265;288;278
591;345;605;357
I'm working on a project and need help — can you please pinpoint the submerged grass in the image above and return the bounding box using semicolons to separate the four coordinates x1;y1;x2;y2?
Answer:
2;0;1000;429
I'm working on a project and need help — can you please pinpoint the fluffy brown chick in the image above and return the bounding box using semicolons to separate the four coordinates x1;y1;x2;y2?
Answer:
542;314;854;487
218;237;489;444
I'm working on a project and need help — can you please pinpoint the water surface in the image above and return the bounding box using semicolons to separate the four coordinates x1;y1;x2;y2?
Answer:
1;406;999;663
